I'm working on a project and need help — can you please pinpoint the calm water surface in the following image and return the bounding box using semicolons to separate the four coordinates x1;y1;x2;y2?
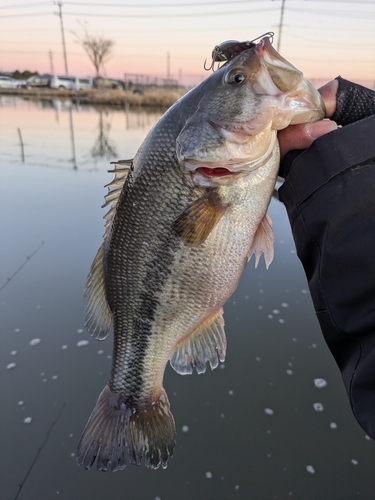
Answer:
1;97;375;499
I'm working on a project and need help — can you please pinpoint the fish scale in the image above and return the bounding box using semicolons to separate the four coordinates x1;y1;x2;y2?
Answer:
77;34;325;471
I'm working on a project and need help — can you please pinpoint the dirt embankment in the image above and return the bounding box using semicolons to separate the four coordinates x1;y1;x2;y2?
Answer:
0;87;190;108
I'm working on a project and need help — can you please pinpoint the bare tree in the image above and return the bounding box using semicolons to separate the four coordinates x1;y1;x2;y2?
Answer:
76;28;114;77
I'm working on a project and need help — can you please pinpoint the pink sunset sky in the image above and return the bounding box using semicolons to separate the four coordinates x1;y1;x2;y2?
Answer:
1;0;374;88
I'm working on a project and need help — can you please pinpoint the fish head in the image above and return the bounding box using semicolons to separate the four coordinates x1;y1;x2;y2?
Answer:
176;35;325;185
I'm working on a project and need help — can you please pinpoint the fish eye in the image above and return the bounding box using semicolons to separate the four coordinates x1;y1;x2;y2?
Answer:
225;69;246;85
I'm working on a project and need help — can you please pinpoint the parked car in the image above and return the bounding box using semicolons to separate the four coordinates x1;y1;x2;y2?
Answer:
93;77;125;90
49;75;93;91
49;75;76;90
24;75;52;88
75;77;93;91
0;76;25;88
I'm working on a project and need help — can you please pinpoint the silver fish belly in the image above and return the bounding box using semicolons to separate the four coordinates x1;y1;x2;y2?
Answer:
77;34;325;472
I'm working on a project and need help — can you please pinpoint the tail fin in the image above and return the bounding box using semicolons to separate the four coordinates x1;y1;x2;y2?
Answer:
77;385;176;472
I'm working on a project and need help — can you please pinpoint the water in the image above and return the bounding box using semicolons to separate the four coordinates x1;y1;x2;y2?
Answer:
1;97;375;499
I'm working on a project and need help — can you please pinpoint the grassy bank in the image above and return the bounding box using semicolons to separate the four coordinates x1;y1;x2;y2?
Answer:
0;86;190;108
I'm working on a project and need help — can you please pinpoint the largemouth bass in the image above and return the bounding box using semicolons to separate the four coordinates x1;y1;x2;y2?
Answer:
77;34;324;472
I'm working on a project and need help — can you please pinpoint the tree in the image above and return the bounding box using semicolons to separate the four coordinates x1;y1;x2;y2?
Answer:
76;29;114;77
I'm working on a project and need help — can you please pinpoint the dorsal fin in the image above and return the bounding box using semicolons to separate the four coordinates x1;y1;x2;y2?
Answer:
170;308;226;375
102;159;133;237
84;243;113;340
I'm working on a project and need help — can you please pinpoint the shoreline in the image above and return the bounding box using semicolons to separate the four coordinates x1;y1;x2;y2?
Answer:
0;86;190;108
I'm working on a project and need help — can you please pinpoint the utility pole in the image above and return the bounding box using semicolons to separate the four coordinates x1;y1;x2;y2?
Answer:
49;51;55;75
277;0;286;52
55;1;69;75
166;52;170;86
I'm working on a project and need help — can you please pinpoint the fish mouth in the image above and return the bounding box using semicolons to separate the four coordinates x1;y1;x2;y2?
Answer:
194;166;237;178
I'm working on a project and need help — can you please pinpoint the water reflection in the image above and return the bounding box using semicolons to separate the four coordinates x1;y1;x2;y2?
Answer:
1;96;375;500
90;111;117;161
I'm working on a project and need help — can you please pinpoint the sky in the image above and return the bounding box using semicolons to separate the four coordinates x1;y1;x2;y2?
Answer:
0;0;374;87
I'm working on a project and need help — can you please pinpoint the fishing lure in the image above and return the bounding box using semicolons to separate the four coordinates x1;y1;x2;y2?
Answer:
204;32;275;71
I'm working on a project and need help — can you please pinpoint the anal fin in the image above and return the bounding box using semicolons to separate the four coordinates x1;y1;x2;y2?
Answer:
247;213;275;269
170;308;226;375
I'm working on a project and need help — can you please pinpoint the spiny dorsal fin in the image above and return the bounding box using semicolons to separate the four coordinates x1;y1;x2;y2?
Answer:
102;159;133;236
247;213;275;269
170;308;226;375
172;189;229;246
84;243;113;340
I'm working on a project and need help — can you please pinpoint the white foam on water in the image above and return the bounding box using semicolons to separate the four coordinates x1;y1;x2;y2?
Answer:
29;338;41;346
6;363;16;370
77;340;89;347
314;378;327;389
313;403;324;412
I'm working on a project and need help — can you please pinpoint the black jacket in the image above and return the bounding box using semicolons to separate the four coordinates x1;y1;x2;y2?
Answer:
278;77;375;439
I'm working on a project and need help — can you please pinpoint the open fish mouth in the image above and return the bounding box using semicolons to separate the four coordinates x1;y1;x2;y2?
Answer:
195;166;237;178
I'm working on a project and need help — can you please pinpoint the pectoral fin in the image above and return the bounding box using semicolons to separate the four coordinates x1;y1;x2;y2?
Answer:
247;213;275;269
170;308;226;375
172;190;229;246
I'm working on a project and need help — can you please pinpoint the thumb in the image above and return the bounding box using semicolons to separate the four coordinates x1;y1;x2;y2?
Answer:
279;120;337;159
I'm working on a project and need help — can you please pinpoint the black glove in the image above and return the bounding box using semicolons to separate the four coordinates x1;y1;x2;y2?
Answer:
332;76;375;126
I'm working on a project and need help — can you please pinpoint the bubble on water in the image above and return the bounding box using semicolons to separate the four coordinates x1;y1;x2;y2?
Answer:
365;435;371;441
220;413;225;418
292;338;297;342
272;309;280;314
29;338;41;346
281;303;289;308
6;363;16;370
288;362;293;367
11;351;17;356
258;305;263;310
14;328;21;333
107;355;112;360
228;390;234;396
205;472;212;479
312;344;317;348
286;369;293;375
268;314;273;319
52;375;58;380
330;422;338;429
279;319;285;324
351;459;358;466
245;295;249;300
220;363;225;369
61;345;68;350
256;357;261;362
302;289;309;294
314;378;327;389
259;289;264;294
18;401;24;406
306;465;315;474
98;350;104;355
36;305;41;310
264;408;274;416
77;329;84;333
182;425;189;433
313;403;324;412
232;301;236;305
24;417;32;424
155;497;161;500
70;453;75;457
235;485;240;490
77;340;89;347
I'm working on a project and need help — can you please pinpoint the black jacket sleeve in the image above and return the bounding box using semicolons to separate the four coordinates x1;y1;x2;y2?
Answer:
278;78;375;439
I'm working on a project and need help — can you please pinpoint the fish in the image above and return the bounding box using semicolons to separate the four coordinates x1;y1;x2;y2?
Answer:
76;34;325;472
